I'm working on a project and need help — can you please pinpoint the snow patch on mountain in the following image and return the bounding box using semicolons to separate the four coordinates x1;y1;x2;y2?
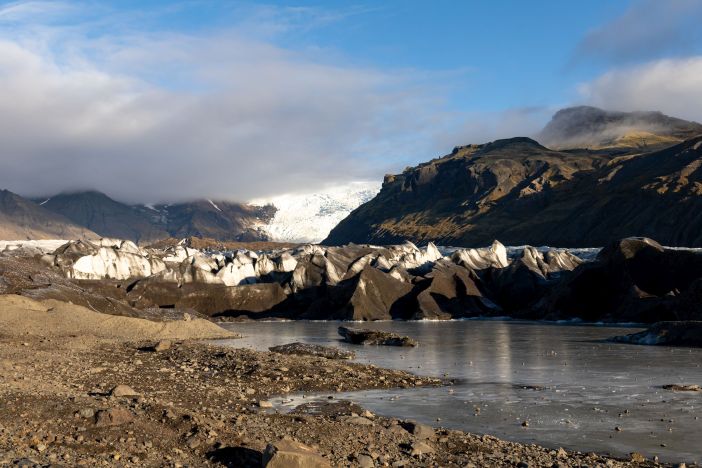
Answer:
207;199;222;212
250;181;380;243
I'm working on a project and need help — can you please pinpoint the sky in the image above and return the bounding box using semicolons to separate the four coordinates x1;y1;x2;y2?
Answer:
0;0;701;203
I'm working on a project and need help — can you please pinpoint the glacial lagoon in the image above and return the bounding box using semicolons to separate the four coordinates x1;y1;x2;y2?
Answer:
220;320;702;464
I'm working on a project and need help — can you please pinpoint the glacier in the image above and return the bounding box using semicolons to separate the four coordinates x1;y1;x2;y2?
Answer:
250;181;380;244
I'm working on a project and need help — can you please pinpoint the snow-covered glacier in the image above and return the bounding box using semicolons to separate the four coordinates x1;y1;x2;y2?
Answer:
250;181;380;243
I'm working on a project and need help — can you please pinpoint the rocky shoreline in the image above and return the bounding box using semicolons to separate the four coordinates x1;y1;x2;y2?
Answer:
0;331;671;467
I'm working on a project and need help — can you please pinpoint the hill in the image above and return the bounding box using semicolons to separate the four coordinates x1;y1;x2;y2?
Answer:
0;190;97;240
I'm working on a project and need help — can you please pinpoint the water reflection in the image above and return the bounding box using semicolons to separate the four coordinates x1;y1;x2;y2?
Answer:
219;320;702;464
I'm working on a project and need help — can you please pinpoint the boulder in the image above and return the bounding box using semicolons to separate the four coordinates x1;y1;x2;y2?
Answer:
338;327;417;347
662;384;701;392
94;408;134;427
402;420;435;439
262;439;331;468
268;342;355;360
110;384;139;397
611;321;702;347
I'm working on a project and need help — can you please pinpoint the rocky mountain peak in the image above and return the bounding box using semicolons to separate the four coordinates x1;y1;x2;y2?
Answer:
539;106;702;151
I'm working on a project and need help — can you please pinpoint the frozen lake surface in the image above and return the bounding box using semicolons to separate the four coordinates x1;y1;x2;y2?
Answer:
219;320;702;464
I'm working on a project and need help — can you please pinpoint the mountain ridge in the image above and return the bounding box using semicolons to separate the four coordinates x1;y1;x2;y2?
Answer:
34;191;276;243
0;190;98;240
325;107;702;247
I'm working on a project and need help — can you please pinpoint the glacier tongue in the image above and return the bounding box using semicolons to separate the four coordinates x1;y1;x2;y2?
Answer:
250;181;380;244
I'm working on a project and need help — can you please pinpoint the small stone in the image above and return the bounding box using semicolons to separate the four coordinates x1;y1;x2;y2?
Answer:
186;435;200;449
410;441;435;456
151;340;172;352
356;454;374;468
630;452;646;463
110;384;139;398
78;408;94;419
346;416;374;426
556;447;567;459
614;426;622;432
521;420;529;427
258;400;273;408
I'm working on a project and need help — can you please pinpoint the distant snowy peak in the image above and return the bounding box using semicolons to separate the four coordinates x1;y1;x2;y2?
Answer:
251;181;380;243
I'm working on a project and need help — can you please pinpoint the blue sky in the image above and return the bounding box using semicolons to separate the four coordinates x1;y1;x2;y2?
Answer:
0;0;701;202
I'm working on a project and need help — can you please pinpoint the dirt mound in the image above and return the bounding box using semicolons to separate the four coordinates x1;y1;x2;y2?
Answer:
0;294;234;340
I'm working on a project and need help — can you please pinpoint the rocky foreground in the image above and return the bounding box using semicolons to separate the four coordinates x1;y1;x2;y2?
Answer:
0;296;668;467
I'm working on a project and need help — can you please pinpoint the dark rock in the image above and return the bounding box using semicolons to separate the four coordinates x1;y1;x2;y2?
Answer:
662;384;701;392
539;238;702;322
338;327;417;347
304;265;413;320
412;259;499;319
207;446;262;466
612;321;702;347
128;279;288;318
483;250;551;313
269;342;355;360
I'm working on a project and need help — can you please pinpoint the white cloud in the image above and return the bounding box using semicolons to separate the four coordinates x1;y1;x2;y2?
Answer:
578;57;702;122
0;3;448;203
574;0;702;64
435;107;553;150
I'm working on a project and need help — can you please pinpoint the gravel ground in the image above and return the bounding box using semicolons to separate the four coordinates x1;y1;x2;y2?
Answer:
0;332;675;467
